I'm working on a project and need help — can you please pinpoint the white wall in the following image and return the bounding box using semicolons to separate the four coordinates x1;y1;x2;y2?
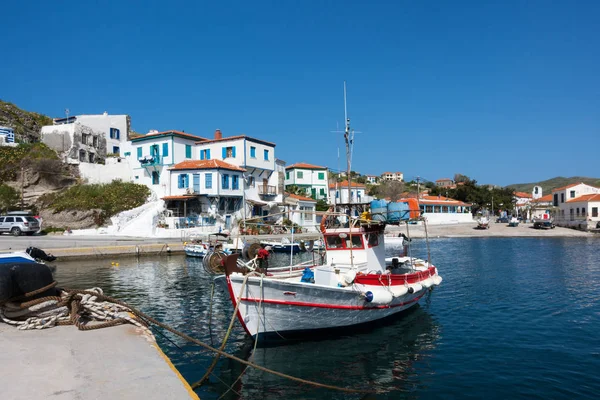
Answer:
329;186;371;204
168;168;244;197
421;212;473;225
285;167;328;199
79;157;133;184
76;114;128;155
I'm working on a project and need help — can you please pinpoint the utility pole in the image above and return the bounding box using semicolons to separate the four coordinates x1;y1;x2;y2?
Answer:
416;176;421;199
20;167;24;210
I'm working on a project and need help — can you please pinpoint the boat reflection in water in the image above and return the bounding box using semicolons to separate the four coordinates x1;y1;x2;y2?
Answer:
216;304;441;399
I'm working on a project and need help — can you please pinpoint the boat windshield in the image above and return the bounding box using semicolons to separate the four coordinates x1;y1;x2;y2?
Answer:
325;234;364;250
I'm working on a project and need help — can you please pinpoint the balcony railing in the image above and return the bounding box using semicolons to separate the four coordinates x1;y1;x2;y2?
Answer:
139;154;161;166
258;185;277;196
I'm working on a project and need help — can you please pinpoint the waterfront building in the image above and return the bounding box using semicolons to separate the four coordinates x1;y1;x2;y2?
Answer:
415;195;473;224
131;130;203;198
381;171;403;182
0;126;15;143
329;180;372;205
284;162;329;201
552;182;600;230
283;193;317;232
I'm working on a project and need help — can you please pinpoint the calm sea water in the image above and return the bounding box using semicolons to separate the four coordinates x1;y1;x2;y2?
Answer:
54;237;600;399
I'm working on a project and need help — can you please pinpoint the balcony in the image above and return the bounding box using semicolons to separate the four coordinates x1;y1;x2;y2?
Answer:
258;185;277;197
139;154;161;166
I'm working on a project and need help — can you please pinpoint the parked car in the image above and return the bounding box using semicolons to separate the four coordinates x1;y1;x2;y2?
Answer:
0;215;41;236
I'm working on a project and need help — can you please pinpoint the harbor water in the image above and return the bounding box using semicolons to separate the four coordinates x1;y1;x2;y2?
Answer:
53;237;600;399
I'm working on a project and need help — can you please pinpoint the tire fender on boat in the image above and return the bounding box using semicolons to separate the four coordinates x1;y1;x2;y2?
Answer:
432;275;443;286
391;286;408;297
421;278;434;288
409;283;423;293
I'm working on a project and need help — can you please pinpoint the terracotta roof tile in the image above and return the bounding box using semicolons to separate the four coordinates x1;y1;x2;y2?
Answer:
161;195;196;200
286;162;327;170
329;180;366;189
552;182;585;192
532;194;553;203
169;159;246;172
286;193;317;202
515;192;533;198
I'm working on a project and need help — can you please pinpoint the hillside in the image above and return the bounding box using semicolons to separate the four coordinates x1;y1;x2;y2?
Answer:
507;176;600;195
0;99;52;143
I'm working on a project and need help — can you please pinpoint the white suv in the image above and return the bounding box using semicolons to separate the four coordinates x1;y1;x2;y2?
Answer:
0;215;41;236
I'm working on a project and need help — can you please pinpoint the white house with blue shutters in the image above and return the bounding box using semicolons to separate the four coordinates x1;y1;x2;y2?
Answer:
0;126;15;144
130;130;205;198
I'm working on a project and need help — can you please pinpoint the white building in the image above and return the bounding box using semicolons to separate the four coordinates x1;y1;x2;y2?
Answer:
365;175;378;184
41;122;106;164
0;126;15;143
553;182;600;230
329;180;372;204
283;193;317;232
381;172;404;182
131;130;203;198
417;195;473;224
284;163;329;201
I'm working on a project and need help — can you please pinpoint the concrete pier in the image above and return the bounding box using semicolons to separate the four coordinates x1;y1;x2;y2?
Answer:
0;323;199;400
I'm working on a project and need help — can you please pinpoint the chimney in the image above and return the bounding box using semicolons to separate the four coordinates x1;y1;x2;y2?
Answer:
215;129;222;140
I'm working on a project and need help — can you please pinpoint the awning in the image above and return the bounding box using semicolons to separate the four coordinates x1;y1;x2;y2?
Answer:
161;195;195;201
246;199;267;206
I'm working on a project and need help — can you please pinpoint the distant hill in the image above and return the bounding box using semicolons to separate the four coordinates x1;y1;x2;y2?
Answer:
507;176;600;195
0;100;52;143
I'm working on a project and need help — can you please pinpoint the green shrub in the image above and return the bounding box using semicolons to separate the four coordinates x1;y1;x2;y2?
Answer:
0;143;59;182
47;180;150;225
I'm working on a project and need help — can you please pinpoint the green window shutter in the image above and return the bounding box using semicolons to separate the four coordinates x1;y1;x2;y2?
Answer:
185;145;191;158
137;147;142;158
318;172;325;180
162;143;169;157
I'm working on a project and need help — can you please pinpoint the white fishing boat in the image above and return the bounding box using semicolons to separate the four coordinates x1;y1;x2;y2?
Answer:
217;83;442;339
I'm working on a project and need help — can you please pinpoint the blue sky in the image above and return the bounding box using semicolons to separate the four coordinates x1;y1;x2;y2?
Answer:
2;0;599;186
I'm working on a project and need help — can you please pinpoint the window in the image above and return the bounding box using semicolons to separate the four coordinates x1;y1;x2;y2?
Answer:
222;174;230;189
5;217;14;223
185;145;192;158
553;194;558;207
162;143;169;157
178;174;189;189
0;217;4;223
336;190;339;198
326;235;343;249
592;207;598;217
319;188;325;196
124;152;131;156
232;175;239;190
137;147;142;159
570;190;576;198
152;171;159;185
318;172;325;180
582;207;586;216
250;146;256;158
367;233;379;247
110;128;120;140
561;193;565;203
264;149;269;160
248;176;255;187
576;208;580;216
286;171;290;180
112;146;120;154
222;146;236;158
205;173;212;189
297;171;303;179
200;149;211;160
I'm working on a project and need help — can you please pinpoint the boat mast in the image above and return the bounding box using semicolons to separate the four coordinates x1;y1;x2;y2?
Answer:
343;82;352;210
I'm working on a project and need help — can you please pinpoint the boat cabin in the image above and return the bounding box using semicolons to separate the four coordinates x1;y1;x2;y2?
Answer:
315;226;387;286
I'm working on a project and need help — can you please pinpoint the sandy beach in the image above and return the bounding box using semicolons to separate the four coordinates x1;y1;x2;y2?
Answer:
385;222;599;239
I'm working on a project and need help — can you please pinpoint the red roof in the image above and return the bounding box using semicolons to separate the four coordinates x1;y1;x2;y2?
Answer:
169;159;246;172
329;180;366;189
532;194;553;203
286;193;316;202
515;191;532;198
286;162;326;170
566;193;600;203
134;130;208;142
194;135;275;147
436;178;453;182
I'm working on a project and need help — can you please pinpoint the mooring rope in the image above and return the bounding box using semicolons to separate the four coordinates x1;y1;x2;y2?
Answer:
1;284;372;395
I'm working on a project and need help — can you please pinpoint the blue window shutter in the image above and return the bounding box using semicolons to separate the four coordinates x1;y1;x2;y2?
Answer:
116;129;120;140
222;147;226;159
200;150;204;160
232;146;236;157
162;143;168;157
178;175;182;189
137;147;142;158
184;174;189;188
207;149;211;159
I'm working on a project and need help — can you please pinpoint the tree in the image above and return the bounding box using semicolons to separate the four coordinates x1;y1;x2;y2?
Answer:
376;181;405;202
315;199;329;211
0;184;20;213
285;184;308;196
